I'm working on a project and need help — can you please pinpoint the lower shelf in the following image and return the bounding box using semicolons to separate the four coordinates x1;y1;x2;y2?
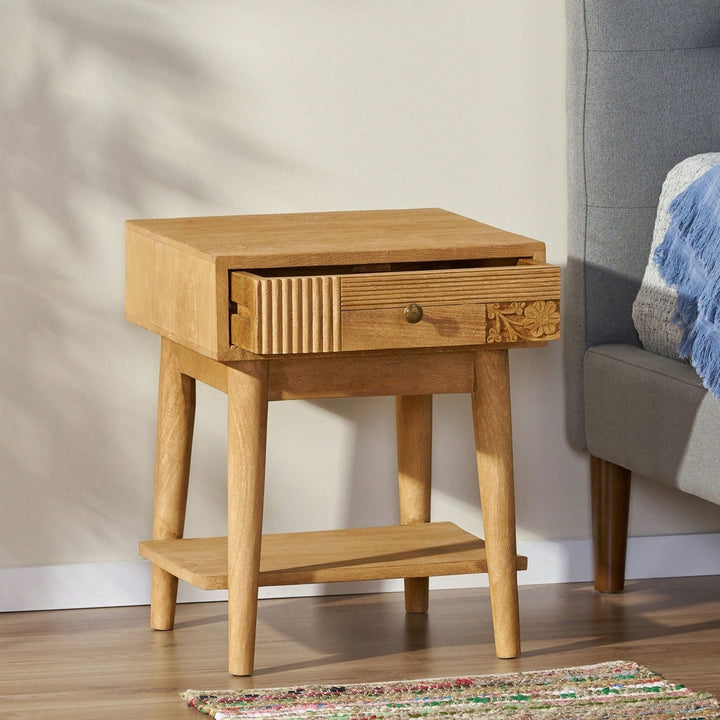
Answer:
139;521;527;591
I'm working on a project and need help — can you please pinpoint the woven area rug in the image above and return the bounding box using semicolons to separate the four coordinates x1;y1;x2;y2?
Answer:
183;660;720;719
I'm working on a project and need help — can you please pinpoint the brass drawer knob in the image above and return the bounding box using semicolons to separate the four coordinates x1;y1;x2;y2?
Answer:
404;303;424;324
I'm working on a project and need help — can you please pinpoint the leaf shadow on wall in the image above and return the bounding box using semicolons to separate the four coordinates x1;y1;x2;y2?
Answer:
0;1;286;566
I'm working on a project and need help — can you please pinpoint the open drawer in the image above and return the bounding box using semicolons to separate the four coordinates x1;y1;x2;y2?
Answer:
230;259;561;354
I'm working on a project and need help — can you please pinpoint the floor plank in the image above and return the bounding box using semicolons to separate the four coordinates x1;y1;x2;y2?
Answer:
2;576;720;718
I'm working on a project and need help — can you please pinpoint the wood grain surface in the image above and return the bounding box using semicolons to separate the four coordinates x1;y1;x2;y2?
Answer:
3;576;720;717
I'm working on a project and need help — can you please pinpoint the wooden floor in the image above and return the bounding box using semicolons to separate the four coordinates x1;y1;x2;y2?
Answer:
2;576;720;718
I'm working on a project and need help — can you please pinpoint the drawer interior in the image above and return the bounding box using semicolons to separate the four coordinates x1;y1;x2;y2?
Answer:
239;256;528;279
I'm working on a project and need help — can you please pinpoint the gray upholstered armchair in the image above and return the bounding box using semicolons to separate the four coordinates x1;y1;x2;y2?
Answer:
565;0;720;592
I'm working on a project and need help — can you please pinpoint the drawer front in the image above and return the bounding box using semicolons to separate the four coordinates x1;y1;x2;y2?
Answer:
230;263;560;354
341;304;486;351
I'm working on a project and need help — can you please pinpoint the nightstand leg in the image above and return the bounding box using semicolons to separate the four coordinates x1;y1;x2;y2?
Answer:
150;338;196;630
471;350;521;659
227;361;269;676
396;394;433;613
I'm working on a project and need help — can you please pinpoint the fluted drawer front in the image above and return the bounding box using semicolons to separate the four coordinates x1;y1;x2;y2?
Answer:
231;273;341;354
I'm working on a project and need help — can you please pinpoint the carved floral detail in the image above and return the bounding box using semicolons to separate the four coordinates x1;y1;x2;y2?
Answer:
486;300;560;343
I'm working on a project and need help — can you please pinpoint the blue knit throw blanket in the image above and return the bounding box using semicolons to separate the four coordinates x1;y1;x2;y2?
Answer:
655;162;720;396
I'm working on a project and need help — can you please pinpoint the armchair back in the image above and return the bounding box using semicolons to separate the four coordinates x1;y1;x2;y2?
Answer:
565;0;720;449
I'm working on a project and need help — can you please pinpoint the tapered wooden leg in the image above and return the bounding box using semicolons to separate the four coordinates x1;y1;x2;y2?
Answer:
227;361;269;676
150;338;196;630
396;394;433;613
471;350;520;659
591;455;631;593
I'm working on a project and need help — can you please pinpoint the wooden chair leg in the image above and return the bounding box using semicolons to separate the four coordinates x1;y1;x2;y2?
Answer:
227;361;269;676
471;350;521;659
396;394;433;613
591;455;631;593
150;338;196;630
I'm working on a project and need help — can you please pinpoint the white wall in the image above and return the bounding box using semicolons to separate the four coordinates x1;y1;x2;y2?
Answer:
2;1;719;605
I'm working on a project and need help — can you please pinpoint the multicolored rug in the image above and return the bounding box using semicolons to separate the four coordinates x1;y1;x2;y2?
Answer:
183;660;719;719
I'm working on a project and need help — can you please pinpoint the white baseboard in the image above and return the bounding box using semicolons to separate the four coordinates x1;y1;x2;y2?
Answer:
2;533;719;613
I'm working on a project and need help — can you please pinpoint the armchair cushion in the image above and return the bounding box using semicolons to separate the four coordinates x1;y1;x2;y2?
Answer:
584;344;720;506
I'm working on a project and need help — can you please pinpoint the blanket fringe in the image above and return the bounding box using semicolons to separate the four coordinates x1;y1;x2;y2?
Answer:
680;319;720;393
655;162;720;396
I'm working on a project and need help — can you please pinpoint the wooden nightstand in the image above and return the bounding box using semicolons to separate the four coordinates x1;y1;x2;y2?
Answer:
125;208;560;675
